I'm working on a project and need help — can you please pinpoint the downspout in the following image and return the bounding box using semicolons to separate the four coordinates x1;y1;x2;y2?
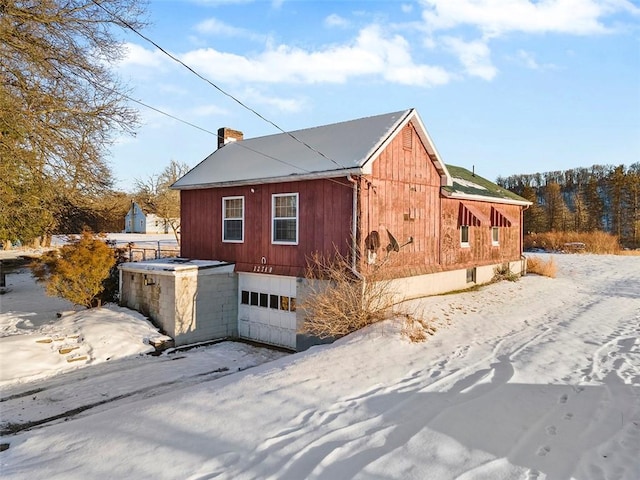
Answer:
520;204;531;275
347;175;364;280
118;267;123;305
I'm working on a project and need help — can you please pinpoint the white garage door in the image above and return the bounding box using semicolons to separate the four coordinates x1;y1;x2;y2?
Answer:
238;273;297;349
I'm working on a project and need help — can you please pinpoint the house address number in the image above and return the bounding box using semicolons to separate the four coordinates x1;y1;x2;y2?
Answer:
252;265;273;273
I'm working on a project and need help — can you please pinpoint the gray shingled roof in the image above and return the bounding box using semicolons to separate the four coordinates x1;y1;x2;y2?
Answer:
172;109;413;189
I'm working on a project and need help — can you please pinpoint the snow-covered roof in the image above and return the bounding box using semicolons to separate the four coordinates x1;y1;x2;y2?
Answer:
172;108;451;189
118;258;234;274
443;165;532;206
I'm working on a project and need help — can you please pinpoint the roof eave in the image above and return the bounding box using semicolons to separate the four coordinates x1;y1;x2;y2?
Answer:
442;190;533;207
171;168;363;190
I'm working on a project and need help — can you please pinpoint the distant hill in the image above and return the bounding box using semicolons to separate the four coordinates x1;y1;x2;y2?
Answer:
496;163;639;248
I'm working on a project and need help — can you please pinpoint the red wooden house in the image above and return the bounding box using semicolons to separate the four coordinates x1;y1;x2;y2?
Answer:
122;109;530;350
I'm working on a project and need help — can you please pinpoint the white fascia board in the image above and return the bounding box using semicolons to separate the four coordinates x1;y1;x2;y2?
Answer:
360;109;413;175
442;190;533;207
171;168;363;190
411;111;453;187
360;109;453;188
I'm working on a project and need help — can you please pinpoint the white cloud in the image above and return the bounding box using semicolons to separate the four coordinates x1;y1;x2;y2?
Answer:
195;17;265;41
181;25;451;87
119;43;166;68
420;0;640;37
515;49;558;70
443;37;497;80
401;4;414;14
324;13;350;28
518;49;541;69
242;88;306;113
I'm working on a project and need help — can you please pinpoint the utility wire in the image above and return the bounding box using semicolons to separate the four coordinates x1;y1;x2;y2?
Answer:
126;95;219;137
91;0;348;171
91;80;353;186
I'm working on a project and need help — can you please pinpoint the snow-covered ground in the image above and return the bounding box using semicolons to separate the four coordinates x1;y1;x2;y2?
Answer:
1;253;639;479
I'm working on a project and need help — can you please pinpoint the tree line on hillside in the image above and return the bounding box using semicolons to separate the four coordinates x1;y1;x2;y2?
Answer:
496;163;640;248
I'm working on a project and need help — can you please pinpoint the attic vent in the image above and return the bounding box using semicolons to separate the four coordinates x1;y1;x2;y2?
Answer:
402;126;413;150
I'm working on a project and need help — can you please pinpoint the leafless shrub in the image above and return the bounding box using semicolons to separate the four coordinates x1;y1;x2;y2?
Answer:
299;249;396;339
526;256;557;278
400;314;437;343
492;263;520;283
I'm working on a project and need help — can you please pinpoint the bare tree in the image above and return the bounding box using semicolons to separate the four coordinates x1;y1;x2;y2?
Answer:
0;0;146;246
134;160;190;243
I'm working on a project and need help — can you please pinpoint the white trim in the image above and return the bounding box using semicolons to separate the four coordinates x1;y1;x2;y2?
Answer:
272;192;299;245
359;109;453;188
172;168;361;190
442;190;532;207
222;196;244;243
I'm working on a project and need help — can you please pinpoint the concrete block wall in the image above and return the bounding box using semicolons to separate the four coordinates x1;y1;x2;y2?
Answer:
120;265;238;347
120;271;174;336
174;272;238;346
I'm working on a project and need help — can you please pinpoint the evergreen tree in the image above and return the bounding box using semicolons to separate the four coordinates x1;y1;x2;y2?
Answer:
521;185;546;233
31;230;116;308
544;182;567;231
607;165;626;238
584;176;604;231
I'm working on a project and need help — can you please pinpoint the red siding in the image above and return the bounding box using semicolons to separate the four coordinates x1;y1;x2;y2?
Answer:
181;120;525;280
360;122;443;277
440;198;523;269
181;178;353;277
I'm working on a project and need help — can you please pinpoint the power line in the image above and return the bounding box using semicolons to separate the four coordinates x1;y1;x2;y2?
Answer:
125;95;219;137
92;79;353;187
90;0;348;171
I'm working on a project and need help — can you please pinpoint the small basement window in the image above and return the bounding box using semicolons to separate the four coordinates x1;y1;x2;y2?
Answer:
466;267;476;283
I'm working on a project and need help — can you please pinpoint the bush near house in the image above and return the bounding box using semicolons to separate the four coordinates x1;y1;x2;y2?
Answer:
31;230;116;308
526;256;557;278
299;249;396;339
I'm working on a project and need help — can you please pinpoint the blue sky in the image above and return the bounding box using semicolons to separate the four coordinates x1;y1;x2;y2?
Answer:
110;0;640;191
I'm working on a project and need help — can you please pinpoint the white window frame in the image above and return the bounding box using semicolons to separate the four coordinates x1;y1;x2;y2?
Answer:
222;196;244;243
491;226;500;246
272;193;299;245
460;225;470;247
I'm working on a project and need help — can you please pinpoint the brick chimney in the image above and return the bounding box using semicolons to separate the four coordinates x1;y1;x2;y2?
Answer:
217;127;243;149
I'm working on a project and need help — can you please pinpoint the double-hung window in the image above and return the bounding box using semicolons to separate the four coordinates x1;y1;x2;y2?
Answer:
460;225;470;247
223;196;244;242
272;193;298;244
491;226;500;246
